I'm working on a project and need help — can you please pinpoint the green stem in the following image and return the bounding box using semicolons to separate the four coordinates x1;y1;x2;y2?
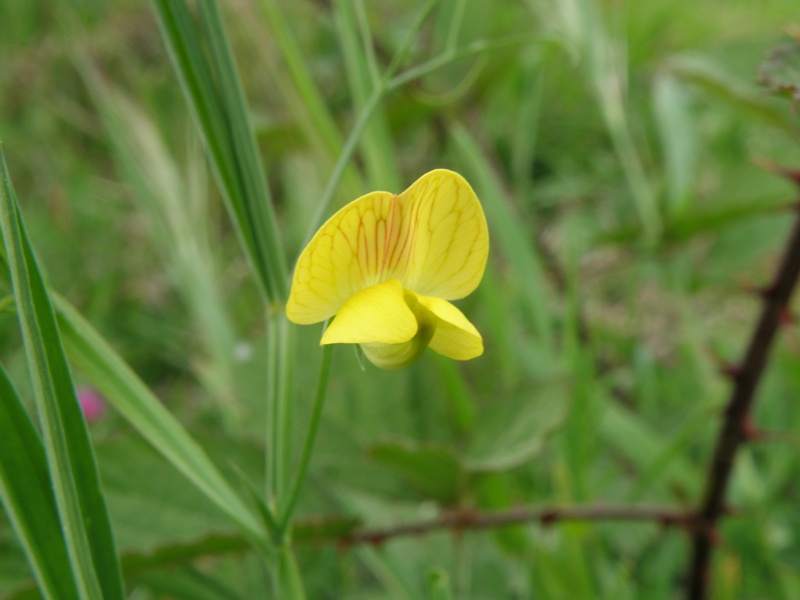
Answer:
276;546;308;600
303;0;440;239
304;87;384;240
279;343;334;533
266;311;292;506
388;33;540;90
304;32;538;239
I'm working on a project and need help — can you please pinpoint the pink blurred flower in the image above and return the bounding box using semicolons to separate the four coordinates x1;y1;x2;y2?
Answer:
77;388;107;423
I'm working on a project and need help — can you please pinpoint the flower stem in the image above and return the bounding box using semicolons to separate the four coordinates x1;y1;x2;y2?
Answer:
278;342;334;534
266;311;294;507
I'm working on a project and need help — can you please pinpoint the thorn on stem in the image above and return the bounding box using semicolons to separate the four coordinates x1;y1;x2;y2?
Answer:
720;363;742;381
708;527;722;547
759;282;779;300
753;156;800;188
736;280;763;296
705;347;740;381
779;307;797;325
540;509;559;527
779;306;800;351
741;415;762;442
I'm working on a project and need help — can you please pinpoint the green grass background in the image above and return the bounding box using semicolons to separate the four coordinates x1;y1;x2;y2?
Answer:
2;0;800;598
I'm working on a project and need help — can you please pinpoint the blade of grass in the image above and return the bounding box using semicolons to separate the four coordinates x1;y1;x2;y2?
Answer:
653;73;696;219
334;0;400;190
536;0;660;240
450;123;553;347
151;0;288;306
0;148;124;600
80;63;240;429
583;1;660;241
52;295;268;543
305;26;535;240
253;0;364;201
0;365;79;600
257;0;358;167
305;0;440;239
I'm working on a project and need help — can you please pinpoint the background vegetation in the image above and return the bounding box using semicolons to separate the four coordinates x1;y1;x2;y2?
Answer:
1;0;800;598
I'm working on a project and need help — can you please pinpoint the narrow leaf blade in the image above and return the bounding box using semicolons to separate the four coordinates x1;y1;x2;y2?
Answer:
53;295;264;542
0;365;79;600
0;148;124;600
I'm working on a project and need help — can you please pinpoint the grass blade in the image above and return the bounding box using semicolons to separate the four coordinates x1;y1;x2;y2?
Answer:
79;63;240;429
334;0;401;190
151;0;288;305
257;0;364;198
450;123;553;347
0;148;124;600
53;295;267;543
0;365;78;600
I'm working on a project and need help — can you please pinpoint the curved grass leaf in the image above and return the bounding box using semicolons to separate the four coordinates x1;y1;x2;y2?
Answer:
0;365;78;600
450;123;553;347
0;149;124;600
150;0;288;305
53;296;266;543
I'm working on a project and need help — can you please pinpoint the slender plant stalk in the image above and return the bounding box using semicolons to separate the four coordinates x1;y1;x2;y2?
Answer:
266;312;287;506
305;31;536;240
387;33;537;89
304;0;440;239
279;343;334;533
687;202;800;599
151;0;288;305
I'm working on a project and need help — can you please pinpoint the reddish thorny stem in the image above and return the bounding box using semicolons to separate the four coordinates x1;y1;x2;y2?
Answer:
686;193;800;599
334;504;692;548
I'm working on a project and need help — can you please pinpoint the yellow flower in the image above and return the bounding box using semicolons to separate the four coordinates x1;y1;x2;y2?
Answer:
286;169;489;369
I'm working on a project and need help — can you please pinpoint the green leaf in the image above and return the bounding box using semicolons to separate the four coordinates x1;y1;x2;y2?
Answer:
150;0;288;305
53;296;265;543
0;365;78;600
369;439;464;505
0;149;124;600
465;385;570;473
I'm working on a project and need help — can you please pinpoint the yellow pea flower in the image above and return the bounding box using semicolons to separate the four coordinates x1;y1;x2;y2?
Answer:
286;169;489;369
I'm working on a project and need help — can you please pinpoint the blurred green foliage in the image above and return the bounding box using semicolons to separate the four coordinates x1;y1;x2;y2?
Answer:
2;0;800;598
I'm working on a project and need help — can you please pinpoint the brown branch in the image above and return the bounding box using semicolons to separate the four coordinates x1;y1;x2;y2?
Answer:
687;202;800;600
336;504;691;547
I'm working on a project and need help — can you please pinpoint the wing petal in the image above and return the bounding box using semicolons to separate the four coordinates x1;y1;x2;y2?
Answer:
418;295;483;360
